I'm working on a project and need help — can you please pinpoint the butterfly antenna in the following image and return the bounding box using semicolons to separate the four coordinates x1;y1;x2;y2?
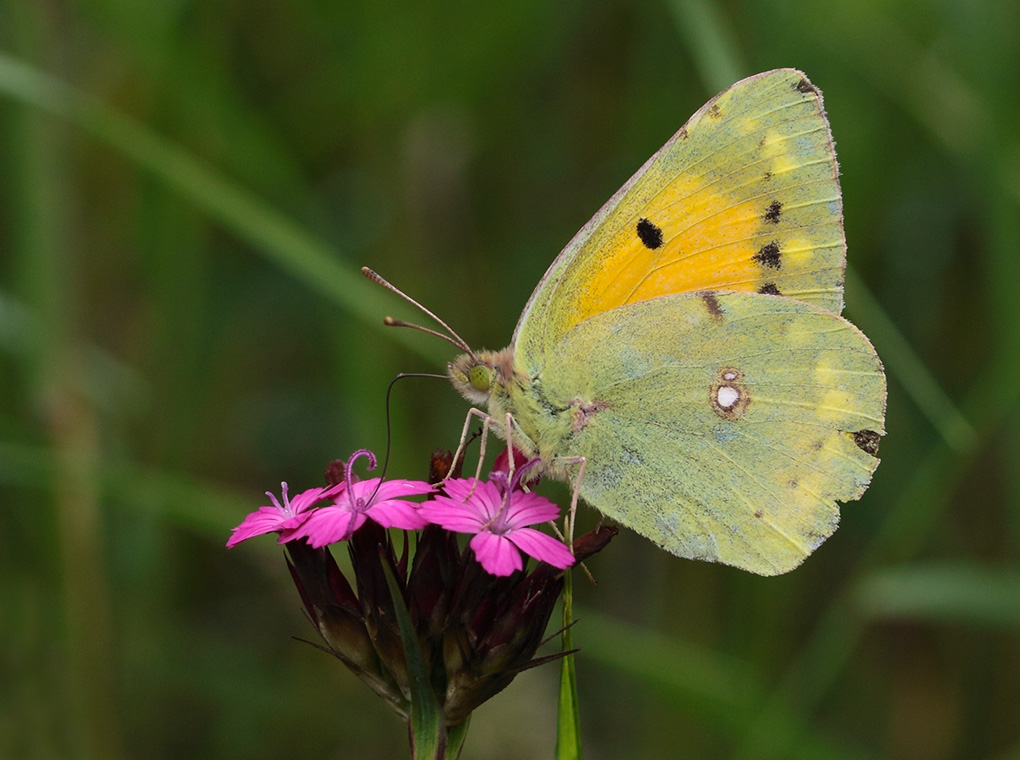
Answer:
367;372;448;503
382;317;465;347
362;267;475;357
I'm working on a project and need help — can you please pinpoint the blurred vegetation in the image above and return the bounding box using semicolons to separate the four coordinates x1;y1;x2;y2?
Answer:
2;0;1018;758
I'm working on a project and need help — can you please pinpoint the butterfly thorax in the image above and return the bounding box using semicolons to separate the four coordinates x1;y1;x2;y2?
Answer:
448;348;581;469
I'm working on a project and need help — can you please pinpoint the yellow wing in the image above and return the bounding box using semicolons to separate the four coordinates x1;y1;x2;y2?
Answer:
514;69;845;365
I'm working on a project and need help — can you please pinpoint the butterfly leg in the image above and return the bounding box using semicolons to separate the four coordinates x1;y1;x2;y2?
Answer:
470;413;493;487
450;406;493;480
468;412;519;492
543;455;587;551
566;456;586;549
540;454;594;583
503;411;517;482
450;407;521;498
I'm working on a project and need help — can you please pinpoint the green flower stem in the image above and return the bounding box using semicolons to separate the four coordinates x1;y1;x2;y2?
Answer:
556;570;582;760
378;549;450;759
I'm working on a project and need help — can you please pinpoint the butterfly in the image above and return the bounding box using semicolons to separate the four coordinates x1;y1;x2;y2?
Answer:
368;68;886;576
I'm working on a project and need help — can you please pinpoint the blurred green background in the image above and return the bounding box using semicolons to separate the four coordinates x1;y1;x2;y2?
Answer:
2;0;1018;758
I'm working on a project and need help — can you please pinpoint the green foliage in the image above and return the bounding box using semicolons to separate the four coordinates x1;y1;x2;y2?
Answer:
2;0;1019;758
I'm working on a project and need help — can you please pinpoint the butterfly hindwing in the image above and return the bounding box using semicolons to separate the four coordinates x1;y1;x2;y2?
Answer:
531;290;885;575
515;69;845;369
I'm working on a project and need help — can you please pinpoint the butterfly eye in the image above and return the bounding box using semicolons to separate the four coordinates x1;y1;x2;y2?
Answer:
468;364;493;392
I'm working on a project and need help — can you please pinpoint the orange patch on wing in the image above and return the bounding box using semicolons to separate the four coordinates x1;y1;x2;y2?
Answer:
566;182;765;330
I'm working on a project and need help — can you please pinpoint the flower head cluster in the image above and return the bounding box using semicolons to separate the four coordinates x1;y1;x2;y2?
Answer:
227;448;616;737
228;448;575;576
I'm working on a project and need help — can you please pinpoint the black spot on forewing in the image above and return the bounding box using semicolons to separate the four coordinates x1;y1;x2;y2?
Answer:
757;283;781;295
636;218;664;249
852;430;881;456
763;171;772;182
701;292;723;321
753;241;782;269
708;103;722;119
795;78;819;96
764;200;782;224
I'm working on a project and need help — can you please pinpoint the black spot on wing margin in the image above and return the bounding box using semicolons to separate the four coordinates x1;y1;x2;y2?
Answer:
795;78;819;96
852;430;881;456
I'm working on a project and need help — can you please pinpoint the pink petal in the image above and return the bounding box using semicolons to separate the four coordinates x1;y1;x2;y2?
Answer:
418;496;487;532
504;491;561;528
287;485;332;513
371;478;436;499
455;480;503;519
226;507;285;547
367;499;429;530
507;528;575;569
470;532;524;577
284;507;359;548
438;478;480;501
349;478;433;504
439;479;501;518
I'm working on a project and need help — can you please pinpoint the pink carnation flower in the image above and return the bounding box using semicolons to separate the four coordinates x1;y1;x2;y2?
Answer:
226;482;326;548
420;476;575;577
282;450;434;548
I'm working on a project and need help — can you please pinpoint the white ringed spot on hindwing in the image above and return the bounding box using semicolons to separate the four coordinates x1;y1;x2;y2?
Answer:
710;366;750;421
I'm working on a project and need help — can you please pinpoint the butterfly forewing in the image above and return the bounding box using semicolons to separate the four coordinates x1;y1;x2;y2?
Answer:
514;69;845;369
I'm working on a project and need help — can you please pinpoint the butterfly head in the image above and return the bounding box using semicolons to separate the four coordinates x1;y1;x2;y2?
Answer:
448;349;514;405
359;268;512;405
361;267;495;402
